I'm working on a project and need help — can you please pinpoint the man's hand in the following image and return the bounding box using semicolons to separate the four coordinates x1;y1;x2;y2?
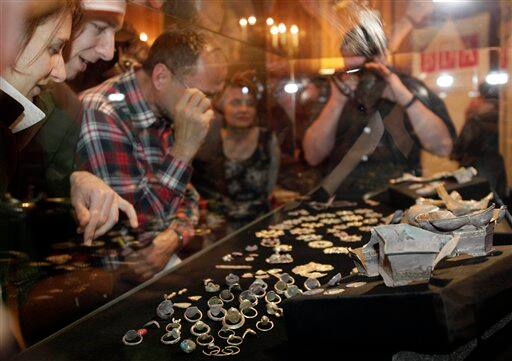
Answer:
127;229;179;279
70;171;139;245
171;88;214;164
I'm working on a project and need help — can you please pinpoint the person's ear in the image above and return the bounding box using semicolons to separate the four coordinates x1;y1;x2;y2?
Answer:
151;63;171;91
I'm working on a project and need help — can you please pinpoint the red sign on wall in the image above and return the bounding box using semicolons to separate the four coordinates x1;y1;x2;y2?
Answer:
419;33;480;72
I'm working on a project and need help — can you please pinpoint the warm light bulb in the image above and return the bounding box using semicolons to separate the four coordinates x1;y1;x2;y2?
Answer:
278;23;286;33
266;17;274;26
436;74;454;88
270;25;279;35
139;32;148;42
284;83;299;94
248;16;256;25
239;18;248;27
486;71;509;85
290;25;299;34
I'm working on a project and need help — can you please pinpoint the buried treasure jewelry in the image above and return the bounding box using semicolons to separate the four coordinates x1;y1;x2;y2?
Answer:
207;305;227;322
161;328;181;345
222;307;245;330
256;316;274;332
184;306;203;323
190;321;211;337
122;330;143;346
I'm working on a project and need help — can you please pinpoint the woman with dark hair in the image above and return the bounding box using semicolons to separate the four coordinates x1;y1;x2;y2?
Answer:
1;0;77;193
194;73;280;227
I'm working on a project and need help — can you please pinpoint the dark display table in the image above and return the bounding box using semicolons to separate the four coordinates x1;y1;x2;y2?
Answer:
11;201;512;361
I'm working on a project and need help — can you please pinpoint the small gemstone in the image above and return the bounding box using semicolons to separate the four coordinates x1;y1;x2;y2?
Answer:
180;339;196;353
136;328;147;336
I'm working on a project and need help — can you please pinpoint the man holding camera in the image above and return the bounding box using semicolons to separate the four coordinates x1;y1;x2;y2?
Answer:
303;3;456;199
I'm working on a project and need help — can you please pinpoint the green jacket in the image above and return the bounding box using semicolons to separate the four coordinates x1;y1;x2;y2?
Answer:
12;84;81;198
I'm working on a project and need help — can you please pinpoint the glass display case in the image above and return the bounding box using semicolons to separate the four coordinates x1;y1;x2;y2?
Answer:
1;0;512;360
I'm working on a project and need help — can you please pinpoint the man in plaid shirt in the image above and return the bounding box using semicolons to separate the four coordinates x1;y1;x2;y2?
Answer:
77;27;226;276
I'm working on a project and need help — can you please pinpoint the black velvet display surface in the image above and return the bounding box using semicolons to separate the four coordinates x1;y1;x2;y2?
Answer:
284;245;512;355
12;202;512;361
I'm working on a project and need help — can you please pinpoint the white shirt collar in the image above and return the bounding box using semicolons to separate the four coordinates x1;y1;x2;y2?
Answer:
0;77;45;133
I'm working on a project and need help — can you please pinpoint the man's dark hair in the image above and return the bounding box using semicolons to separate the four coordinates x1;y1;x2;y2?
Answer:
142;26;206;75
337;1;388;59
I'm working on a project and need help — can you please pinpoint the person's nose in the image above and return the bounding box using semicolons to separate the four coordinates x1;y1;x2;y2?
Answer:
50;53;67;82
96;31;115;61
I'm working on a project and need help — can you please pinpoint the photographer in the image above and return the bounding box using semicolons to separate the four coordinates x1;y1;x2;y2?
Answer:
303;3;456;198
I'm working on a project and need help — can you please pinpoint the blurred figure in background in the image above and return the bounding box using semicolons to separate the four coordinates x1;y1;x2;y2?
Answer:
303;2;455;199
452;82;508;198
193;73;280;229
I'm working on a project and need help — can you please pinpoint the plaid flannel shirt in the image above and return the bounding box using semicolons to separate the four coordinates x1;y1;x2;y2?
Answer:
77;69;198;246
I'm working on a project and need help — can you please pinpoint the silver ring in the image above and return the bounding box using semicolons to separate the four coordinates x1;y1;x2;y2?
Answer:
160;329;181;345
304;278;321;291
249;284;266;298
205;282;220;293
279;273;295;285
202;344;221;356
218;328;235;339
122;330;143;346
184;306;203;323
156;300;174;320
256;316;274;332
207;306;227;322
227;334;243;346
223;346;240;355
225;273;239;286
266;302;284;317
285;285;302;299
239;290;258;307
265;291;282;304
165;320;182;332
222;307;245;330
241;307;258;319
207;296;224;308
274;280;288;294
219;289;234;303
251;279;268;291
190;321;211;337
196;334;214;346
242;328;257;339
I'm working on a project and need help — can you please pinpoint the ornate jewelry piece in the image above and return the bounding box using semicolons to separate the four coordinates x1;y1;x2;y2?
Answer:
274;244;293;253
215;265;252;270
205;282;221;293
203;344;221;356
241;273;253;278
260;238;281;248
279;273;295;285
156;300;174;320
207;305;227;322
265;291;282;304
358;226;373;232
304;278;321;291
190;321;211;337
196;334;214;346
239;290;258;307
245;244;258;252
274;281;287;295
346;281;367;288
242;328;257;339
327;273;342;287
174;303;192;309
165;319;182;332
188;296;202;301
207;296;224;308
256;316;274;332
324;288;345;295
292;262;334;278
266;302;284;317
308;240;333;249
227;335;243;346
255;230;284;238
296;234;322;242
219;290;235;303
304;288;324;296
161;328;181;345
218;328;235;339
180;339;196;353
222;308;245;330
323;247;349;255
284;285;302;299
265;253;293;264
248;284;266;298
184;306;203;323
122;330;143;346
241;305;258;319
